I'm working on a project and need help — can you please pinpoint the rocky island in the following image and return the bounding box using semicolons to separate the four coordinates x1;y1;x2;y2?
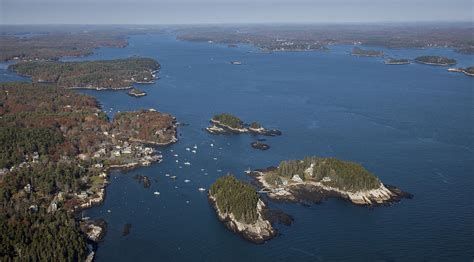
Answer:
352;47;384;57
448;66;474;76
127;87;147;97
8;57;160;90
209;175;276;243
415;56;457;66
206;113;282;136
385;58;410;65
251;141;270;150
248;156;412;206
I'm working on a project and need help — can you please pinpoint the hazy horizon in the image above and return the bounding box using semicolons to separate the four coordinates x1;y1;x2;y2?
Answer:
1;0;472;25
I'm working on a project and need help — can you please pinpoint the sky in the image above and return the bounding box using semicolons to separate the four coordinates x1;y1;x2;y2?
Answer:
1;0;472;24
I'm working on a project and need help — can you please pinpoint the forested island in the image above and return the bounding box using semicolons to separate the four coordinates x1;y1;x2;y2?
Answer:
0;82;177;260
9;58;160;90
209;175;276;243
0;32;127;61
414;56;457;66
352;47;384;57
206;113;282;136
248;157;412;206
385;58;410;65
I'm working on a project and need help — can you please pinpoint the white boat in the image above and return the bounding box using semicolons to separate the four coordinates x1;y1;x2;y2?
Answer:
213;157;217;160
170;176;177;179
184;179;190;183
175;160;179;163
173;154;179;157
198;187;206;192
184;162;191;165
210;143;214;147
186;148;190;151
154;191;160;195
191;150;197;153
193;145;198;149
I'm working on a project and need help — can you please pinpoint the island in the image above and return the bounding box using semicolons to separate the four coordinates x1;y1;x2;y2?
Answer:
8;57;160;90
248;156;412;206
127;87;147;97
351;47;384;57
208;175;276;243
414;56;457;66
0;82;177;260
251;141;270;150
206;113;282;136
448;66;474;76
384;58;410;65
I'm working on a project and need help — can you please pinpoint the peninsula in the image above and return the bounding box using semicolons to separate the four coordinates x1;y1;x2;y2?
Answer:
206;113;282;136
209;175;276;243
248;157;412;206
8;57;160;90
0;82;177;260
414;56;457;66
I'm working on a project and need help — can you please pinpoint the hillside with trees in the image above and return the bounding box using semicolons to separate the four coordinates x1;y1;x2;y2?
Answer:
0;32;127;61
0;82;176;260
9;58;160;89
209;175;259;223
273;157;381;191
212;113;244;129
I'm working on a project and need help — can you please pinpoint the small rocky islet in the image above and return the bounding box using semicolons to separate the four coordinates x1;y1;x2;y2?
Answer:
206;113;282;136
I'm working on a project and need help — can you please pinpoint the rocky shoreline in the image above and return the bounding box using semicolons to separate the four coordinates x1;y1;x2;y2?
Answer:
206;119;282;136
249;170;412;206
208;194;277;244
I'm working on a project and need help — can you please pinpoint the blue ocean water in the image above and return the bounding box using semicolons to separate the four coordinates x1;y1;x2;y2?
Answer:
1;34;473;261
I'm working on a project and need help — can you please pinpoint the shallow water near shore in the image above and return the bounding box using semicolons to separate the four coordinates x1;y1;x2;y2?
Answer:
1;34;473;261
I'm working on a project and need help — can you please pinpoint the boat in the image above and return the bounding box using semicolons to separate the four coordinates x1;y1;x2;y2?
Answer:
210;143;214;147
173;154;178;157
230;61;242;65
191;150;197;153
170;176;177;179
165;174;170;177
184;162;191;165
154;191;160;195
193;145;198;149
184;179;190;183
186;148;190;151
198;187;206;192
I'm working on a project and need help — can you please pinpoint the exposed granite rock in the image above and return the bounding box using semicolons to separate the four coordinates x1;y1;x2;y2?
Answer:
208;195;276;244
249;170;412;206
